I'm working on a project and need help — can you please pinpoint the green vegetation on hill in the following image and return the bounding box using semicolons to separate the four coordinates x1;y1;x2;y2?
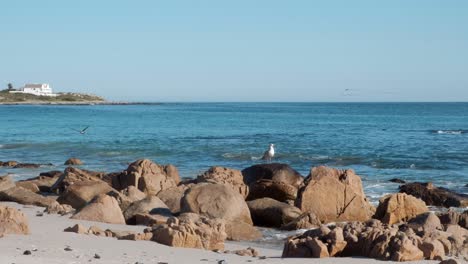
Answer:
0;89;105;103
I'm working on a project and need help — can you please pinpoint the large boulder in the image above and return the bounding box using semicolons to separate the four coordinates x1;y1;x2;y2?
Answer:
57;180;114;209
107;186;147;212
0;186;58;208
197;167;248;199
0;205;30;236
0;175;15;192
280;212;322;231
247;179;298;202
180;183;252;225
15;181;40;193
295;166;375;223
224;220;262;241
51;167;105;193
71;194;125;224
123;196;171;224
151;213;226;250
242;163;304;188
438;209;468;229
247;198;302;228
156;185;190;214
407;212;443;236
18;173;61;193
399;182;468;208
111;159;180;195
374;193;428;225
64;158;83;165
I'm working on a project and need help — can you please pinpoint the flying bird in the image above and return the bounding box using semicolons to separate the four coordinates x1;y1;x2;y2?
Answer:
261;144;275;162
71;126;90;134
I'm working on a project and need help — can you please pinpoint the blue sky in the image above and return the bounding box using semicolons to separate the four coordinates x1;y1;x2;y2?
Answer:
1;0;467;102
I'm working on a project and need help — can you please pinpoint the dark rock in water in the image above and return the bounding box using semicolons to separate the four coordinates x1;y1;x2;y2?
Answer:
247;198;302;228
399;182;468;207
241;163;303;188
39;170;63;178
13;163;41;169
389;178;406;184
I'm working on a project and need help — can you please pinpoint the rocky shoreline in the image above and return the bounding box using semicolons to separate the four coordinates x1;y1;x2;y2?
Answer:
1;158;467;263
0;101;162;105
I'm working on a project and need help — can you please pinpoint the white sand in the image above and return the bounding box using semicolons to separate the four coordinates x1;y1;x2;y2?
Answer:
0;202;440;264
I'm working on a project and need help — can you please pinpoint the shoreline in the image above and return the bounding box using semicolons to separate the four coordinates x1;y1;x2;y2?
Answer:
0;101;162;106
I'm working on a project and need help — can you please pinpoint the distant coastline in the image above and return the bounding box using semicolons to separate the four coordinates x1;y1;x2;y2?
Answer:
0;101;162;106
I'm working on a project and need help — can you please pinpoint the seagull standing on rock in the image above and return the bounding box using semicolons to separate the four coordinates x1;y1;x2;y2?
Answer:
261;144;275;162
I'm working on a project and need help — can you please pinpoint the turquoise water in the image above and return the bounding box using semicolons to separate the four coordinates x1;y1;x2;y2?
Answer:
1;103;467;203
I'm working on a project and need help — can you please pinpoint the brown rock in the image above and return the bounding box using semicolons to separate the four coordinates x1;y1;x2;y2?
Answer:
400;182;468;208
0;161;18;167
111;159;180;195
197;166;249;198
224;220;262;241
15;181;40;193
45;203;74;215
64;158;83;165
71;194;125;224
374;193;428;225
247;198;302;228
156;185;188;214
408;212;443;236
107;186;146;212
439;259;460;264
123;196;171;224
280;212;322;231
438;209;468;229
296;166;375;223
39;170;63;178
242;163;304;188
134;213;169;226
181;183;252;225
0;205;30;236
0;175;15;191
51;167;106;193
57;180;113;209
0;186;58;208
247;179;298;202
18;175;60;193
152;213;226;250
419;239;445;260
391;235;424;261
229;247;259;257
64;224;88;234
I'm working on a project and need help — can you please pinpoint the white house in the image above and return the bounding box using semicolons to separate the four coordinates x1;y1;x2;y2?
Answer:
10;83;57;97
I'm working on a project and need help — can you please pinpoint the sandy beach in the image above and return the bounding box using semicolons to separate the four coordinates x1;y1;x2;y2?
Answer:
0;202;442;264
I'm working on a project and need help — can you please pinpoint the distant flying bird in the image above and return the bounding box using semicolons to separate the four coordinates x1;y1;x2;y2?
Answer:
261;144;275;162
71;126;90;134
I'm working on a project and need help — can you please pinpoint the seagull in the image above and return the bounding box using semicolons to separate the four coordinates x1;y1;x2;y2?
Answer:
261;144;275;162
71;126;90;134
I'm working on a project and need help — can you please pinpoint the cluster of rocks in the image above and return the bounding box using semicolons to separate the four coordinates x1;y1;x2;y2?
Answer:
1;158;467;262
0;160;52;169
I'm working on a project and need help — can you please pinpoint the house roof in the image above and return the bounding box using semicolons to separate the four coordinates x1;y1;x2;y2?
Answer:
24;84;47;88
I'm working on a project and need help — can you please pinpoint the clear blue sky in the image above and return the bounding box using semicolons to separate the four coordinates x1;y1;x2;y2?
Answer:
1;0;467;102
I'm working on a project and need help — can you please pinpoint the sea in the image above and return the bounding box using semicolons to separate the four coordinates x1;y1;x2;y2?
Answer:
1;102;467;206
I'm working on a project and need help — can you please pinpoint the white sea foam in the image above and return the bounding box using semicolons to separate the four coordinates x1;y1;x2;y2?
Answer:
437;130;463;134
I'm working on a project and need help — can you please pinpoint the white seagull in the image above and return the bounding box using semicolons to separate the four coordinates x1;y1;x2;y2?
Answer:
261;144;275;162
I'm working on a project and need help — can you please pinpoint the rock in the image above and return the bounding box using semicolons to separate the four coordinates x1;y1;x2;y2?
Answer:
229;247;259;257
152;213;227;250
242;163;304;188
407;212;443;236
107;186;147;212
39;170;63;178
197;167;249;199
438;209;468;229
0;186;59;208
71;194;125;224
0;175;15;191
45;203;74;215
389;178;406;184
374;193;428;225
181;183;253;225
224;220;262;241
94;253;101;259
15;181;40;193
156;185;188;214
23;250;32;255
13;163;41;169
64;246;72;251
18;175;60;193
123;196;171;224
247;179;298;202
399;182;468;208
64;158;83;165
51;167;106;193
0;205;30;236
296;166;375;223
64;224;88;234
280;212;322;231
134;213;169;226
0;161;18;167
283;220;426;261
419;239;445;260
247;198;302;228
111;159;180;195
57;180;114;209
439;259;459;264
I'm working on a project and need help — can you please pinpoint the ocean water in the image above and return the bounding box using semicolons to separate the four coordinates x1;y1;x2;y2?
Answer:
1;103;467;205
